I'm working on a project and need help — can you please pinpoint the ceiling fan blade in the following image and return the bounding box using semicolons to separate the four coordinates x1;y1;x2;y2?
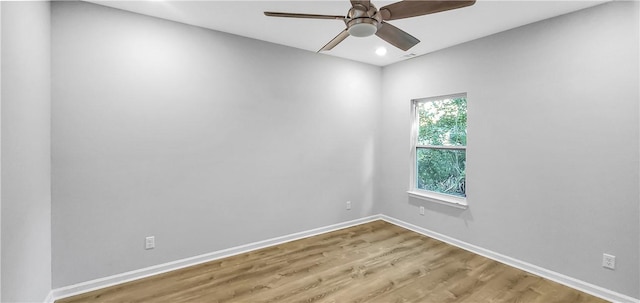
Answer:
264;12;345;20
375;21;420;51
379;0;475;21
350;0;371;9
319;29;350;52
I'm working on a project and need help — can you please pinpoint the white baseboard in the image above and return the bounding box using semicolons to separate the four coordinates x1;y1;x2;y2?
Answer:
380;215;640;303
44;291;55;303
50;214;639;303
50;215;382;301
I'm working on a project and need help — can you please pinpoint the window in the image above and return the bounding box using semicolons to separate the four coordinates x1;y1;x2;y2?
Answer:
409;94;467;208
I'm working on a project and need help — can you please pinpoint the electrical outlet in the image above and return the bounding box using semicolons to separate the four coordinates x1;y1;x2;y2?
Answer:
145;236;155;250
602;253;615;270
346;201;352;210
419;206;425;215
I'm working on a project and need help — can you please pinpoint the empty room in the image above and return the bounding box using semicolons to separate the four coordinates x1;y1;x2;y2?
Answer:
1;0;638;302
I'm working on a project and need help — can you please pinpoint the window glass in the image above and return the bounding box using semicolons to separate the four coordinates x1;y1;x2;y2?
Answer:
416;148;466;197
413;95;467;198
417;98;467;146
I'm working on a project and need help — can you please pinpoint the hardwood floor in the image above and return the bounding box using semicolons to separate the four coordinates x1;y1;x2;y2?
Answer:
57;220;609;303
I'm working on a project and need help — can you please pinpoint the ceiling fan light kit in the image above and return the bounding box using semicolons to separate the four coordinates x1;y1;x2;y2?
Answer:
265;0;476;52
348;21;378;37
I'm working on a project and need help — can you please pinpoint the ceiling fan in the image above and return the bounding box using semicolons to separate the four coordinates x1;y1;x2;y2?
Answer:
264;0;476;52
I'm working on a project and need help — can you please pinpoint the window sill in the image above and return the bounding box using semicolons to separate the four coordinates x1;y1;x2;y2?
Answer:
407;190;468;209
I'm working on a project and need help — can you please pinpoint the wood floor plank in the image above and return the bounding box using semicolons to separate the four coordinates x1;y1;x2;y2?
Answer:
56;220;609;303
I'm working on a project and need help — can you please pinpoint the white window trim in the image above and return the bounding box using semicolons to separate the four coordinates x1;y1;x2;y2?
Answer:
407;190;468;209
409;93;468;209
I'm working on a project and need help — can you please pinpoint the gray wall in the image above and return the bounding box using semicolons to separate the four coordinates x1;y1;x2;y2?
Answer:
51;1;381;287
377;1;639;298
1;1;52;302
1;3;3;299
46;0;640;300
1;4;3;299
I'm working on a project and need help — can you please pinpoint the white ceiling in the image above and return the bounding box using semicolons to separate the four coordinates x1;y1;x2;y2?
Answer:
86;0;607;66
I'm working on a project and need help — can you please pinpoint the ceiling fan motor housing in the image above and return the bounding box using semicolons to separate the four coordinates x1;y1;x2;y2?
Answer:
346;4;381;37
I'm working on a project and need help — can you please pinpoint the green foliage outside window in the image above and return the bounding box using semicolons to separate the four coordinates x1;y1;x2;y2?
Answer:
416;97;467;197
